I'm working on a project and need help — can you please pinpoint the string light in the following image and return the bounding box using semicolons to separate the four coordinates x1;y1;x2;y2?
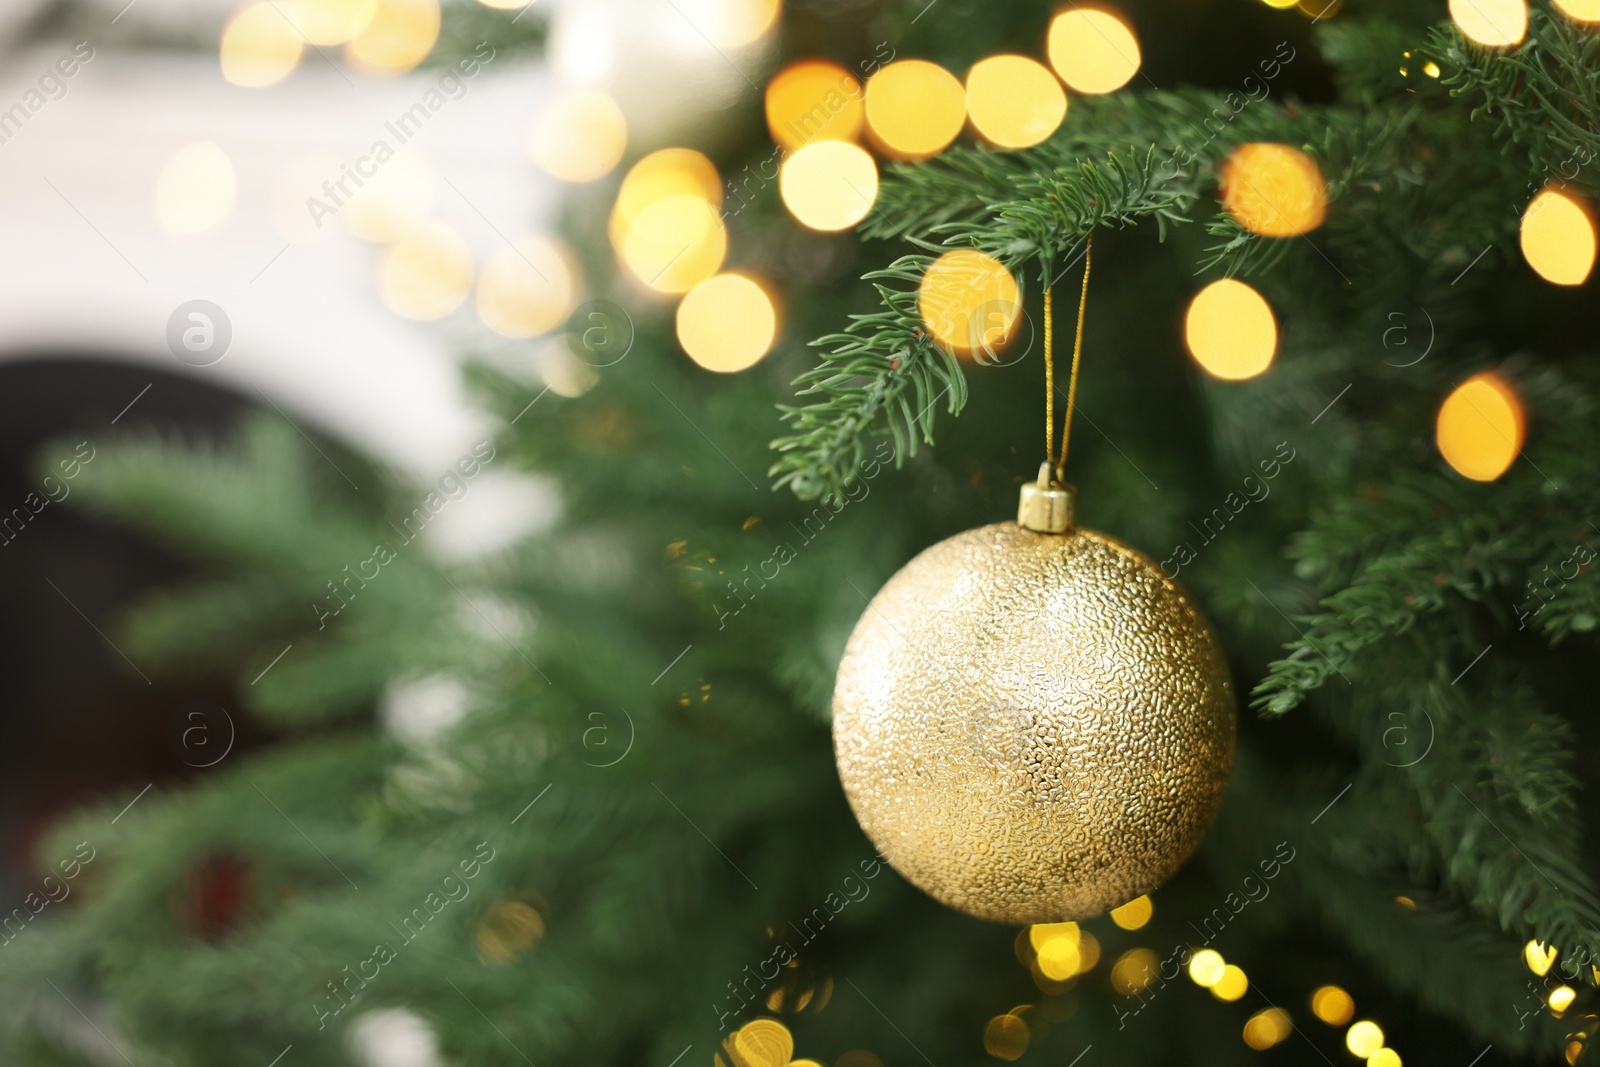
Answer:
766;60;864;150
917;249;1022;358
721;1018;793;1067
1243;1008;1293;1050
965;55;1067;150
1221;143;1327;237
1346;1020;1386;1058
1526;940;1559;976
1369;1050;1402;1067
1212;965;1249;1002
1188;949;1227;987
1555;0;1600;21
1184;279;1277;380
672;0;782;47
1109;949;1160;995
475;237;578;339
1550;986;1578;1014
377;221;473;319
676;273;778;372
220;3;304;87
288;0;378;45
1036;937;1081;980
1108;894;1152;930
983;1013;1030;1060
611;148;722;252
1436;372;1524;481
618;194;727;293
1046;10;1141;94
156;141;237;236
1311;985;1356;1025
1449;0;1527;46
529;91;628;183
1520;188;1597;286
345;0;440;74
864;59;966;160
779;141;878;232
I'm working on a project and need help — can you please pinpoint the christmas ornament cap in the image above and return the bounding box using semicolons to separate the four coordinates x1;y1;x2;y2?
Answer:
1018;461;1077;533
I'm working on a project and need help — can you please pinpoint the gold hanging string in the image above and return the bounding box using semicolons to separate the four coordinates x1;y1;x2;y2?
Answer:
1044;281;1055;469
1058;236;1092;475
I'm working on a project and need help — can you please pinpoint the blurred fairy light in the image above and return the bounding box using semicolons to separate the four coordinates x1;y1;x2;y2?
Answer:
672;0;783;48
1109;948;1159;995
377;221;473;319
1555;0;1600;20
982;1013;1029;1060
476;237;579;338
346;150;436;242
778;140;878;231
156;141;237;236
766;60;865;151
1311;984;1355;1025
676;273;778;372
1550;986;1578;1014
1520;187;1597;285
1259;0;1300;9
1108;894;1152;930
549;7;615;84
1036;936;1081;981
1187;949;1226;988
1046;9;1141;95
1221;143;1327;237
1243;1008;1293;1050
1368;1050;1402;1067
1346;1020;1385;1058
289;0;379;46
528;90;628;183
718;1018;793;1067
1212;964;1248;1002
346;0;441;75
965;55;1067;150
864;59;966;160
220;3;304;88
1436;372;1524;481
1526;939;1559;976
619;194;727;293
610;148;722;252
917;249;1022;357
1184;279;1277;380
1449;0;1527;46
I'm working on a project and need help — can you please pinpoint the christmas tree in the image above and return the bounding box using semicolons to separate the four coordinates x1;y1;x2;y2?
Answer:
4;0;1599;1064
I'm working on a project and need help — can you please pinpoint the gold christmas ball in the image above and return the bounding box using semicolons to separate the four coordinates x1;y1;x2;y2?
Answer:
832;500;1235;924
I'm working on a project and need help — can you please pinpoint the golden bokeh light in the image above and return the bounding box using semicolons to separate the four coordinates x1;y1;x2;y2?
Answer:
1047;9;1141;95
1346;1020;1385;1058
529;90;628;183
676;273;778;373
345;0;440;74
1526;940;1559;976
1029;922;1079;951
1036;937;1081;980
156;141;238;236
1243;1008;1293;1050
779;140;879;232
476;237;579;339
672;0;782;47
965;55;1067;150
377;222;473;320
1076;931;1102;972
1520;188;1596;286
918;249;1022;358
1185;278;1277;380
864;59;966;160
1109;948;1159;995
1550;985;1578;1013
1108;894;1153;930
1260;0;1299;8
1188;949;1226;987
766;61;865;152
620;194;727;293
473;898;545;963
1212;964;1249;1002
1555;0;1600;20
1368;1050;1402;1067
289;0;379;45
610;148;722;252
730;1018;793;1067
1437;372;1524;481
1221;143;1327;237
983;1014;1030;1061
220;3;304;88
1449;0;1527;45
1311;984;1356;1026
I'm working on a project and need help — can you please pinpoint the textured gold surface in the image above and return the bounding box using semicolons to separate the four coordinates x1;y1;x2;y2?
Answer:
833;522;1236;924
